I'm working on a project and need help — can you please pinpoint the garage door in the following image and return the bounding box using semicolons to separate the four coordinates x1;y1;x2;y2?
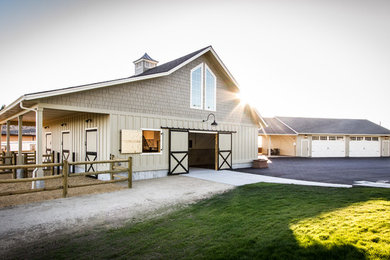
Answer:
311;136;345;157
349;137;380;157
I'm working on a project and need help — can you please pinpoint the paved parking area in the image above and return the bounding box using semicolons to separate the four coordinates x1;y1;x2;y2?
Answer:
236;157;390;185
187;168;351;188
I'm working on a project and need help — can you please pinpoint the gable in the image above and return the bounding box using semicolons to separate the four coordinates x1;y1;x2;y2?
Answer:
39;53;257;125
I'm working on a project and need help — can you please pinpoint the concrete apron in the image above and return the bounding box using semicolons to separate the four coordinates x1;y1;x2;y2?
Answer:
187;168;352;188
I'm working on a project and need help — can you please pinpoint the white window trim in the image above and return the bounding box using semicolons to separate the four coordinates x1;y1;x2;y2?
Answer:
141;128;163;155
190;63;204;110
204;64;217;112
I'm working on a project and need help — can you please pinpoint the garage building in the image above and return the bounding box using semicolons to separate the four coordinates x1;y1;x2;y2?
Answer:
260;117;390;157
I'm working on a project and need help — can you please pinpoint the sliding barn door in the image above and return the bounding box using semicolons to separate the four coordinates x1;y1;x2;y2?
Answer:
85;129;98;172
169;130;189;174
218;133;232;170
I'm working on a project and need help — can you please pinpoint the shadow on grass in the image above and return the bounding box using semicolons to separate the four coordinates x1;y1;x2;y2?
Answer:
7;183;390;259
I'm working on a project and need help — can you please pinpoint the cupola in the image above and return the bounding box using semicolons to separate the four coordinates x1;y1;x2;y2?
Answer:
133;53;158;75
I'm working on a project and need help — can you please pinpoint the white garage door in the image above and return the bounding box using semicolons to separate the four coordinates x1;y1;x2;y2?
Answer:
349;137;380;157
312;136;345;157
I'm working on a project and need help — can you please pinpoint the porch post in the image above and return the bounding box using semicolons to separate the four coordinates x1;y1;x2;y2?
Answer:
18;116;23;160
268;136;271;157
6;121;10;153
16;115;24;178
6;121;11;164
34;107;44;188
0;124;2;152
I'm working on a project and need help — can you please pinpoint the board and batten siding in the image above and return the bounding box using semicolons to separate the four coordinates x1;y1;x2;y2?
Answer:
110;113;258;172
42;113;110;168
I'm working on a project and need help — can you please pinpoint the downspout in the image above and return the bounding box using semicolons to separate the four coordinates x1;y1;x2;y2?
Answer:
20;101;37;113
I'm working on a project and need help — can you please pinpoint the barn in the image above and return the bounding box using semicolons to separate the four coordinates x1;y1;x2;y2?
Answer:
0;46;264;180
260;117;390;157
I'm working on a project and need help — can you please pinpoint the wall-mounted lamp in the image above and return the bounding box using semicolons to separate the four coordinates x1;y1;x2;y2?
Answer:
61;123;67;127
202;113;218;126
85;119;92;123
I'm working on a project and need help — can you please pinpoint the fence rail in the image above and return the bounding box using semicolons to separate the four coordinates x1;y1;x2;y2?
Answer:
0;157;132;198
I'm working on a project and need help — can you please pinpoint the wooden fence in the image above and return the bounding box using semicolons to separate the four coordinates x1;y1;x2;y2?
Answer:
0;157;132;198
0;151;56;178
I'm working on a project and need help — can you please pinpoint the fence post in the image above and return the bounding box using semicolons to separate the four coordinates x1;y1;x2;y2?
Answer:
12;152;17;179
63;160;68;198
110;161;114;181
56;152;60;175
127;157;132;188
51;151;55;175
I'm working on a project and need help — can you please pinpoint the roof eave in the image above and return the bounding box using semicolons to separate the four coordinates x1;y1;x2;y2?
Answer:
0;96;25;120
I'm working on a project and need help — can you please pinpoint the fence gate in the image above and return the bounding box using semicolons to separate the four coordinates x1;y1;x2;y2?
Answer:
169;130;189;174
61;131;71;162
85;129;98;172
218;133;232;170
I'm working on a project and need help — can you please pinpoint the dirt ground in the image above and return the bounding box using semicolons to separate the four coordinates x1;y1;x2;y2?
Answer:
0;172;125;208
0;176;234;259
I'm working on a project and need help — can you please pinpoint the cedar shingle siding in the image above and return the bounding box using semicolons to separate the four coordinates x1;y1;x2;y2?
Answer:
40;55;254;125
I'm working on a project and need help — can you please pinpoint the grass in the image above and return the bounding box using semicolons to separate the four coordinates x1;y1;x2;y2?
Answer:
19;183;390;259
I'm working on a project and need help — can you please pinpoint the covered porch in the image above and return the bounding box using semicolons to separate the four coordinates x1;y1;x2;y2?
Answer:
0;101;110;182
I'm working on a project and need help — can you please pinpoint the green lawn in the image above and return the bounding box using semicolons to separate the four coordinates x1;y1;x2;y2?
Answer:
32;183;390;259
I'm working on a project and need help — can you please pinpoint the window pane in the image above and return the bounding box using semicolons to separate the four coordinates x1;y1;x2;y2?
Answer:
329;136;336;141
337;136;344;140
312;136;319;140
372;137;379;141
365;137;371;141
357;137;363;141
350;137;356;141
320;136;327;140
191;67;202;108
142;130;161;153
205;68;216;110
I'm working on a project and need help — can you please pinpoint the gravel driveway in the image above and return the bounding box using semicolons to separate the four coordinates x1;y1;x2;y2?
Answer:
0;176;233;257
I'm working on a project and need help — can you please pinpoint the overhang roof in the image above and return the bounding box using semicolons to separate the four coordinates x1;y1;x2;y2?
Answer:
261;116;390;135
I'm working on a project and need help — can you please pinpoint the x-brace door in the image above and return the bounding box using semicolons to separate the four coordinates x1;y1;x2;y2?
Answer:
218;133;232;170
169;130;189;174
85;129;98;175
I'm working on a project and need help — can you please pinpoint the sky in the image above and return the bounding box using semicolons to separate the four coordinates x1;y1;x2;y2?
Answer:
1;0;389;128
